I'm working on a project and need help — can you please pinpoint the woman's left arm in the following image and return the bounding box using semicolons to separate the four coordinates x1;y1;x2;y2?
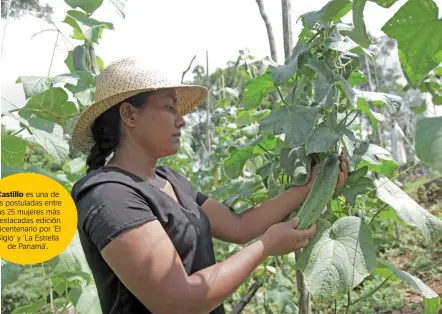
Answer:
200;153;349;244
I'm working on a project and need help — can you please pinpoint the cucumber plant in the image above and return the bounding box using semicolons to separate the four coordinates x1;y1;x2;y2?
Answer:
222;0;442;312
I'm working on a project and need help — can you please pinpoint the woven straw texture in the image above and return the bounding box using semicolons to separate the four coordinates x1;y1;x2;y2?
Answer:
71;57;208;154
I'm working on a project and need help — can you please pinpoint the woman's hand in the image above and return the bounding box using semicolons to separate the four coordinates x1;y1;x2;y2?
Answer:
261;217;316;256
307;152;349;192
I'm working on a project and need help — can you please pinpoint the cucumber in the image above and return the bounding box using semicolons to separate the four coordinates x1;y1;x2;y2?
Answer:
295;153;341;230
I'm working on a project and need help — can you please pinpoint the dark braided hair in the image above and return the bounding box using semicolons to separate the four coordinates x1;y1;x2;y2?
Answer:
86;91;154;173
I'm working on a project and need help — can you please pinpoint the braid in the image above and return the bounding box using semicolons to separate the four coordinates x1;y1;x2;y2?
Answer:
86;104;121;173
85;90;154;173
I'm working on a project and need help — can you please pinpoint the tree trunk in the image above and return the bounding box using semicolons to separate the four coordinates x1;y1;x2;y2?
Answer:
255;0;278;63
281;0;293;62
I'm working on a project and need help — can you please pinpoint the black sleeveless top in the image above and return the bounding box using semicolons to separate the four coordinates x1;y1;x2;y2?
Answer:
71;165;225;314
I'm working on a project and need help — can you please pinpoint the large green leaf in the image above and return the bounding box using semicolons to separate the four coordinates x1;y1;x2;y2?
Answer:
270;43;307;86
375;260;441;313
26;117;69;165
336;166;375;206
65;71;96;107
242;71;274;109
65;0;103;15
69;285;102;314
355;89;402;114
47;231;91;275
353;143;398;177
1;135;27;166
259;105;320;147
347;70;367;86
267;272;298;313
368;0;398;8
297;217;376;301
224;135;277;179
16;76;51;99
350;0;371;48
1;262;21;291
64;10;114;43
375;177;442;244
19;87;77;127
415;116;442;171
280;146;312;185
11;298;46;314
300;0;352;29
306;58;356;108
305;123;347;155
235;109;270;127
381;0;442;87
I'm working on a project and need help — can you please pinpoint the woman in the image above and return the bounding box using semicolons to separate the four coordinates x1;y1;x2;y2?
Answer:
71;57;348;314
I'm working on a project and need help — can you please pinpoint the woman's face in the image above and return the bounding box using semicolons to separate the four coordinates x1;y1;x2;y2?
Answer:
121;88;186;158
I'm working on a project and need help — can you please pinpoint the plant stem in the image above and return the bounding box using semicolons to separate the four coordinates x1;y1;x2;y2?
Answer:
346;111;359;127
277;86;289;106
369;204;389;226
351;275;393;306
10;127;26;136
346;291;351;314
41;263;54;312
48;31;59;77
295;249;311;314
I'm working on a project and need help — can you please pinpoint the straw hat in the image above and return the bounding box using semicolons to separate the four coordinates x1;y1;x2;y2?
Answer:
71;57;208;154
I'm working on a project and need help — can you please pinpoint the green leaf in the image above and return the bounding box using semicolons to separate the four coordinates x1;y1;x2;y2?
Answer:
375;177;442;244
336;168;375;206
368;0;398;8
25;117;69;165
381;0;442;87
280;146;312;185
259;105;320;147
64;50;75;72
305;124;347;155
16;76;52;99
47;231;91;275
243;71;274;109
1;135;27;166
301;0;352;29
376;260;441;313
19;87;77;127
69;285;102;314
1;262;21;291
415;116;442;171
353;143;398;177
11;297;46;314
224;135;277;179
96;55;104;71
297;217;376;301
267;286;298;313
65;71;96;107
355;89;402;114
64;0;104;15
65;10;114;43
270;43;306;86
235;109;270;127
306;58;356;108
347;70;367;86
351;0;371;48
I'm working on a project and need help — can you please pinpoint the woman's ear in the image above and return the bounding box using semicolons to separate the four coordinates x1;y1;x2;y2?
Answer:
119;102;138;128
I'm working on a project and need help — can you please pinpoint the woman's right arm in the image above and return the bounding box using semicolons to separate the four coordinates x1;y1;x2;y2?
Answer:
101;217;315;314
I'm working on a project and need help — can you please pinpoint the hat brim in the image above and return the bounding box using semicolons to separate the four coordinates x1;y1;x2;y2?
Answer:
71;84;208;154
